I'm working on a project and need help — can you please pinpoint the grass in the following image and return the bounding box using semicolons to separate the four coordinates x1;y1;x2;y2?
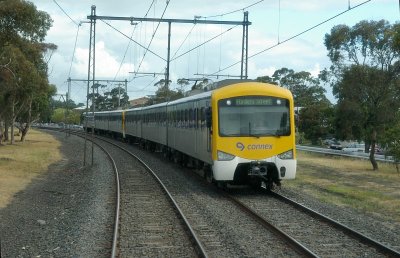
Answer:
0;129;62;209
286;151;400;223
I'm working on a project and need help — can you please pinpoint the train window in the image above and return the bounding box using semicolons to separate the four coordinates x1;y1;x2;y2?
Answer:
200;107;205;128
194;108;198;128
185;109;188;128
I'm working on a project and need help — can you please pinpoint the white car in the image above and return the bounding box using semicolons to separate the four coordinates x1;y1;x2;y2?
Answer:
342;143;365;152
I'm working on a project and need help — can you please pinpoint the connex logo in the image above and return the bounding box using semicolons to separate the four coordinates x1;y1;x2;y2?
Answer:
236;142;245;151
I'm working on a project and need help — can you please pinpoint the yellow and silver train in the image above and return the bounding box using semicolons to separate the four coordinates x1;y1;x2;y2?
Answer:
83;81;296;190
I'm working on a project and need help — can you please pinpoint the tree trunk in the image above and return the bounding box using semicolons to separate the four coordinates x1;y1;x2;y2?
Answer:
20;99;32;142
0;119;3;145
4;120;9;141
369;129;378;170
11;99;15;144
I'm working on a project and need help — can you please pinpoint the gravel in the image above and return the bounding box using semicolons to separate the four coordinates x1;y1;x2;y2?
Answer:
278;186;400;253
1;130;399;257
0;130;115;258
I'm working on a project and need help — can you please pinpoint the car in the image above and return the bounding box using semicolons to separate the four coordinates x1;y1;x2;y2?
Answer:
329;141;343;150
342;143;365;152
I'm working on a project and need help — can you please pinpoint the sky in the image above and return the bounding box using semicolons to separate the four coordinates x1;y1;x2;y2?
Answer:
31;0;399;105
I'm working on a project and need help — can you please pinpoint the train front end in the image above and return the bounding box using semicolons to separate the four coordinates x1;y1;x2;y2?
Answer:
211;82;296;188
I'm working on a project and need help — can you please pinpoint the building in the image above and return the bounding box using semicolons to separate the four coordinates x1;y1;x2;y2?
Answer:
129;97;149;107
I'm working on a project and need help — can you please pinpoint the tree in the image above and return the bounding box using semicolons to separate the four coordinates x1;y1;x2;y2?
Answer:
0;0;54;143
381;113;400;172
324;19;400;170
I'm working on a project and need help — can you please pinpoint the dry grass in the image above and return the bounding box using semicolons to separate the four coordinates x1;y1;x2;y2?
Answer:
0;129;62;208
286;151;400;222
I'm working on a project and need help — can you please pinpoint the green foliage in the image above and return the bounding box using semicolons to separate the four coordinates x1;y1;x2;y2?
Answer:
51;108;81;124
299;102;335;144
148;79;183;104
0;0;52;43
89;85;129;111
257;67;329;108
0;0;55;141
381;115;400;170
324;19;400;170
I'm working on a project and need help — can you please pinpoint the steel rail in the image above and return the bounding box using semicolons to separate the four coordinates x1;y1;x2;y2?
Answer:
271;191;400;257
216;189;319;258
57;128;121;258
76;131;209;258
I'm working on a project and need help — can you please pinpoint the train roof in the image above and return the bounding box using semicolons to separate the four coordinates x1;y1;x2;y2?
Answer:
167;90;212;106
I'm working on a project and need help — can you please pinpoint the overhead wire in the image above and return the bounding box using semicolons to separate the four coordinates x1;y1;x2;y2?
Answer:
68;23;81;79
133;0;171;77
210;0;372;76
112;0;157;82
202;0;264;19
170;25;238;62
100;20;166;61
52;0;79;26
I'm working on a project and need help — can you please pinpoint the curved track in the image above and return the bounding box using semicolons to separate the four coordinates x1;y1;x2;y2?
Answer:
62;129;208;258
270;191;400;257
228;187;400;257
43;128;400;257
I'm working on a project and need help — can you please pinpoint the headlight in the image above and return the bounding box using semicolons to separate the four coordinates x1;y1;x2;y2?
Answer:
278;149;293;159
217;150;235;161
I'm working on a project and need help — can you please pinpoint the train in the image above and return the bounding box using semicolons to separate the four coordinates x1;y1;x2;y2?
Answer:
83;80;297;190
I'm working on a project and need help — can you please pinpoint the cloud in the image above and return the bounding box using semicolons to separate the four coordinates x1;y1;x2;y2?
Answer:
73;41;135;78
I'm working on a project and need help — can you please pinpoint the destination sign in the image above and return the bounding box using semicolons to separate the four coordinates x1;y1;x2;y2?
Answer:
235;98;273;106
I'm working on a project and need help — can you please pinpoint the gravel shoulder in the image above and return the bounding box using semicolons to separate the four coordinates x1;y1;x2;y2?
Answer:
0;131;115;258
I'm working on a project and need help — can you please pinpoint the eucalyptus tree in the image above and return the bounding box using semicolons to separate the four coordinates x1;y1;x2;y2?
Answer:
324;19;400;170
0;0;54;143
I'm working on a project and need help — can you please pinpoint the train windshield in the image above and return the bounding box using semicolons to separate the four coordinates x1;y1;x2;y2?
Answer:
218;96;290;137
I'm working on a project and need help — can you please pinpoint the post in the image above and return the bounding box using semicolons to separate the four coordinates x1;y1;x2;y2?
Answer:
241;11;249;80
166;21;171;96
84;5;96;166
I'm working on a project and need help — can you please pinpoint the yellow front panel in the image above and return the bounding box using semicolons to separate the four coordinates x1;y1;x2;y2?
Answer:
216;136;294;160
210;81;296;161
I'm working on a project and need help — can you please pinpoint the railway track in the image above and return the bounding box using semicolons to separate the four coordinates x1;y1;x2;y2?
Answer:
42;128;400;257
229;188;400;257
58;129;208;257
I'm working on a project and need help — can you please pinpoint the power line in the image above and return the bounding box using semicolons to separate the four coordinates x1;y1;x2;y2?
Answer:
68;23;81;78
171;24;196;60
202;0;264;19
101;20;166;61
112;0;157;82
210;0;372;76
170;25;238;62
52;0;79;26
133;0;172;77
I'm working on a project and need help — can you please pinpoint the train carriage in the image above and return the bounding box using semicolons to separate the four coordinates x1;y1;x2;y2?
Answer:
94;111;110;133
141;102;168;149
124;107;142;141
88;80;296;190
108;110;124;137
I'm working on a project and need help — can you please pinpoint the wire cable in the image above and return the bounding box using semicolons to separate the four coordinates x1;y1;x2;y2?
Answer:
52;0;79;26
112;0;157;81
171;24;196;60
170;25;238;62
202;0;264;19
68;23;81;78
101;20;166;61
133;0;171;77
210;0;372;76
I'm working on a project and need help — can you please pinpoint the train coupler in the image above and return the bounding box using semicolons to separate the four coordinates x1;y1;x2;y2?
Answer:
248;161;268;176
